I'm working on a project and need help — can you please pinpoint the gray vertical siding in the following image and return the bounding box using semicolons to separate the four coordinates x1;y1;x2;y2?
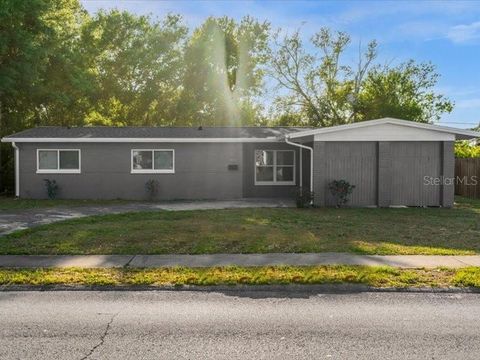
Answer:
313;140;452;207
390;142;442;206
242;143;300;198
315;142;377;207
377;142;392;207
18;142;244;200
441;141;455;207
313;141;328;206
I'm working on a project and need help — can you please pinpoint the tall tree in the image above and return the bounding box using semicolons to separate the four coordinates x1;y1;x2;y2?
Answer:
355;61;453;123
0;0;87;191
80;11;188;126
178;16;270;126
270;27;452;126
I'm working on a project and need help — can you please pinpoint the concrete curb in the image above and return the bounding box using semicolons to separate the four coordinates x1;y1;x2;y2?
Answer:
1;283;479;294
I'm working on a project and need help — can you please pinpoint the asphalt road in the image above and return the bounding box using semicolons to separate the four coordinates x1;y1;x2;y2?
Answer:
1;290;480;359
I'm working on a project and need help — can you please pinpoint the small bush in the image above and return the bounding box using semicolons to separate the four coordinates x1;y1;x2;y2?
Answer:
145;179;159;200
455;141;480;158
295;187;314;208
43;179;59;200
328;179;355;207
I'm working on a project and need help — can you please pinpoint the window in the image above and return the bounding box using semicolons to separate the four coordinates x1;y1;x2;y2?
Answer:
131;149;174;174
37;149;81;173
255;150;295;185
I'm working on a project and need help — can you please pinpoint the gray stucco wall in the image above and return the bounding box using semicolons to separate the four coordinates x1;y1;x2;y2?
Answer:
313;141;454;207
18;142;244;200
242;143;300;198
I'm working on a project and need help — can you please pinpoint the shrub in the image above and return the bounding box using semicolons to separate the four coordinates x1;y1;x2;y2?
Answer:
295;187;314;208
145;179;159;200
43;179;59;200
455;141;480;158
328;180;355;207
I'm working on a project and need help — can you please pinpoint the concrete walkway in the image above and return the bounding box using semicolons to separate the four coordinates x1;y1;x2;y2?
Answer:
0;199;294;236
1;253;480;269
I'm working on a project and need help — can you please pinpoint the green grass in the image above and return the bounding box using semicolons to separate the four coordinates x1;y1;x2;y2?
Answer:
0;196;137;211
0;266;479;288
1;196;479;255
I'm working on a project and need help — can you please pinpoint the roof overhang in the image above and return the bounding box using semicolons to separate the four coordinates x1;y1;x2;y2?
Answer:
286;118;480;141
1;137;283;143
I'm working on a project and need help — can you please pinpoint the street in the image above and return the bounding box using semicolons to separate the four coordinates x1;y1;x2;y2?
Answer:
0;290;479;359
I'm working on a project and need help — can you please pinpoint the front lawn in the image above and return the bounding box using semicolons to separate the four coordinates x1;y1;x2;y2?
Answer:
1;266;479;288
1;196;479;255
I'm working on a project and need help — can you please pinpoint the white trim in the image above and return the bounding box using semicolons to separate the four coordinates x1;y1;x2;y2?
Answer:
36;149;81;174
131;149;175;174
1;137;282;143
287;117;480;140
254;149;296;186
12;142;19;197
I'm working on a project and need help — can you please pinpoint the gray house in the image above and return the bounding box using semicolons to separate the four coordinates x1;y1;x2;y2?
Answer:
2;118;479;207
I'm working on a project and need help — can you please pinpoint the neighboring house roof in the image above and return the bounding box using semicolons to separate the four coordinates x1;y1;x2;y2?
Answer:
287;117;480;140
1;126;312;143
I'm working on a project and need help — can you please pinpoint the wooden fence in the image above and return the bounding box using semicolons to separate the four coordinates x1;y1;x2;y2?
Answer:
455;158;480;199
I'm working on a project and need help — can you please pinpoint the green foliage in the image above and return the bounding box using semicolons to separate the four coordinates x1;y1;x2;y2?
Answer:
455;141;480;158
270;27;453;126
295;187;314;208
328;180;355;207
178;16;270;125
356;61;453;123
43;179;59;199
80;11;188;126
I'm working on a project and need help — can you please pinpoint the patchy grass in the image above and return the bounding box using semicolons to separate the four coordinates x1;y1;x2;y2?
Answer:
0;196;137;211
0;266;478;288
1;196;479;255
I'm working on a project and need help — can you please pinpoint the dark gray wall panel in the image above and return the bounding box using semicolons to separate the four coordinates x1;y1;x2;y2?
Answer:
390;142;442;206
18;142;244;200
323;142;378;207
441;141;455;207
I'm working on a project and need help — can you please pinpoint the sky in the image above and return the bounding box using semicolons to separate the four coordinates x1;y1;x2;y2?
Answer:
80;0;480;129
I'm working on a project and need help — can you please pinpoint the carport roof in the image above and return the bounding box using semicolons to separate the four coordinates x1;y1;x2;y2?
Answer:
286;117;480;140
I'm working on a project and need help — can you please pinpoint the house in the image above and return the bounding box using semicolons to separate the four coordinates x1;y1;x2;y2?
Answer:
2;118;479;207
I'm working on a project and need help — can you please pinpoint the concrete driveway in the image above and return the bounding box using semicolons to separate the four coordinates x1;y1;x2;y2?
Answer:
0;199;294;236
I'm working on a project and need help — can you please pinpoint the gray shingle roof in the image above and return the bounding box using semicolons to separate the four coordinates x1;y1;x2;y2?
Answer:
4;126;313;139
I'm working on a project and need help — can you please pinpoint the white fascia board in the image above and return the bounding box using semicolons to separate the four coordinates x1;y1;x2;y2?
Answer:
1;137;283;143
288;118;480;140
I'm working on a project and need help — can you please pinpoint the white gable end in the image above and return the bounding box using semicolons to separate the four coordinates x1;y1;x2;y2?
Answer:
313;122;456;142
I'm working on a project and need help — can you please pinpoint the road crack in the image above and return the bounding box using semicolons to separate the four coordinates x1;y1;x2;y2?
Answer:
80;312;118;360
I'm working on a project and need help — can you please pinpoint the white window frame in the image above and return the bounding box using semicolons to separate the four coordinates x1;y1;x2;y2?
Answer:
36;149;81;174
254;149;296;186
131;149;175;174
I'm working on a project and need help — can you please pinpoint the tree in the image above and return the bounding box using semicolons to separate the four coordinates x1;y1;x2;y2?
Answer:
356;61;453;123
178;16;270;125
270;28;377;127
270;27;452;126
455;141;480;158
0;0;87;191
80;11;188;126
